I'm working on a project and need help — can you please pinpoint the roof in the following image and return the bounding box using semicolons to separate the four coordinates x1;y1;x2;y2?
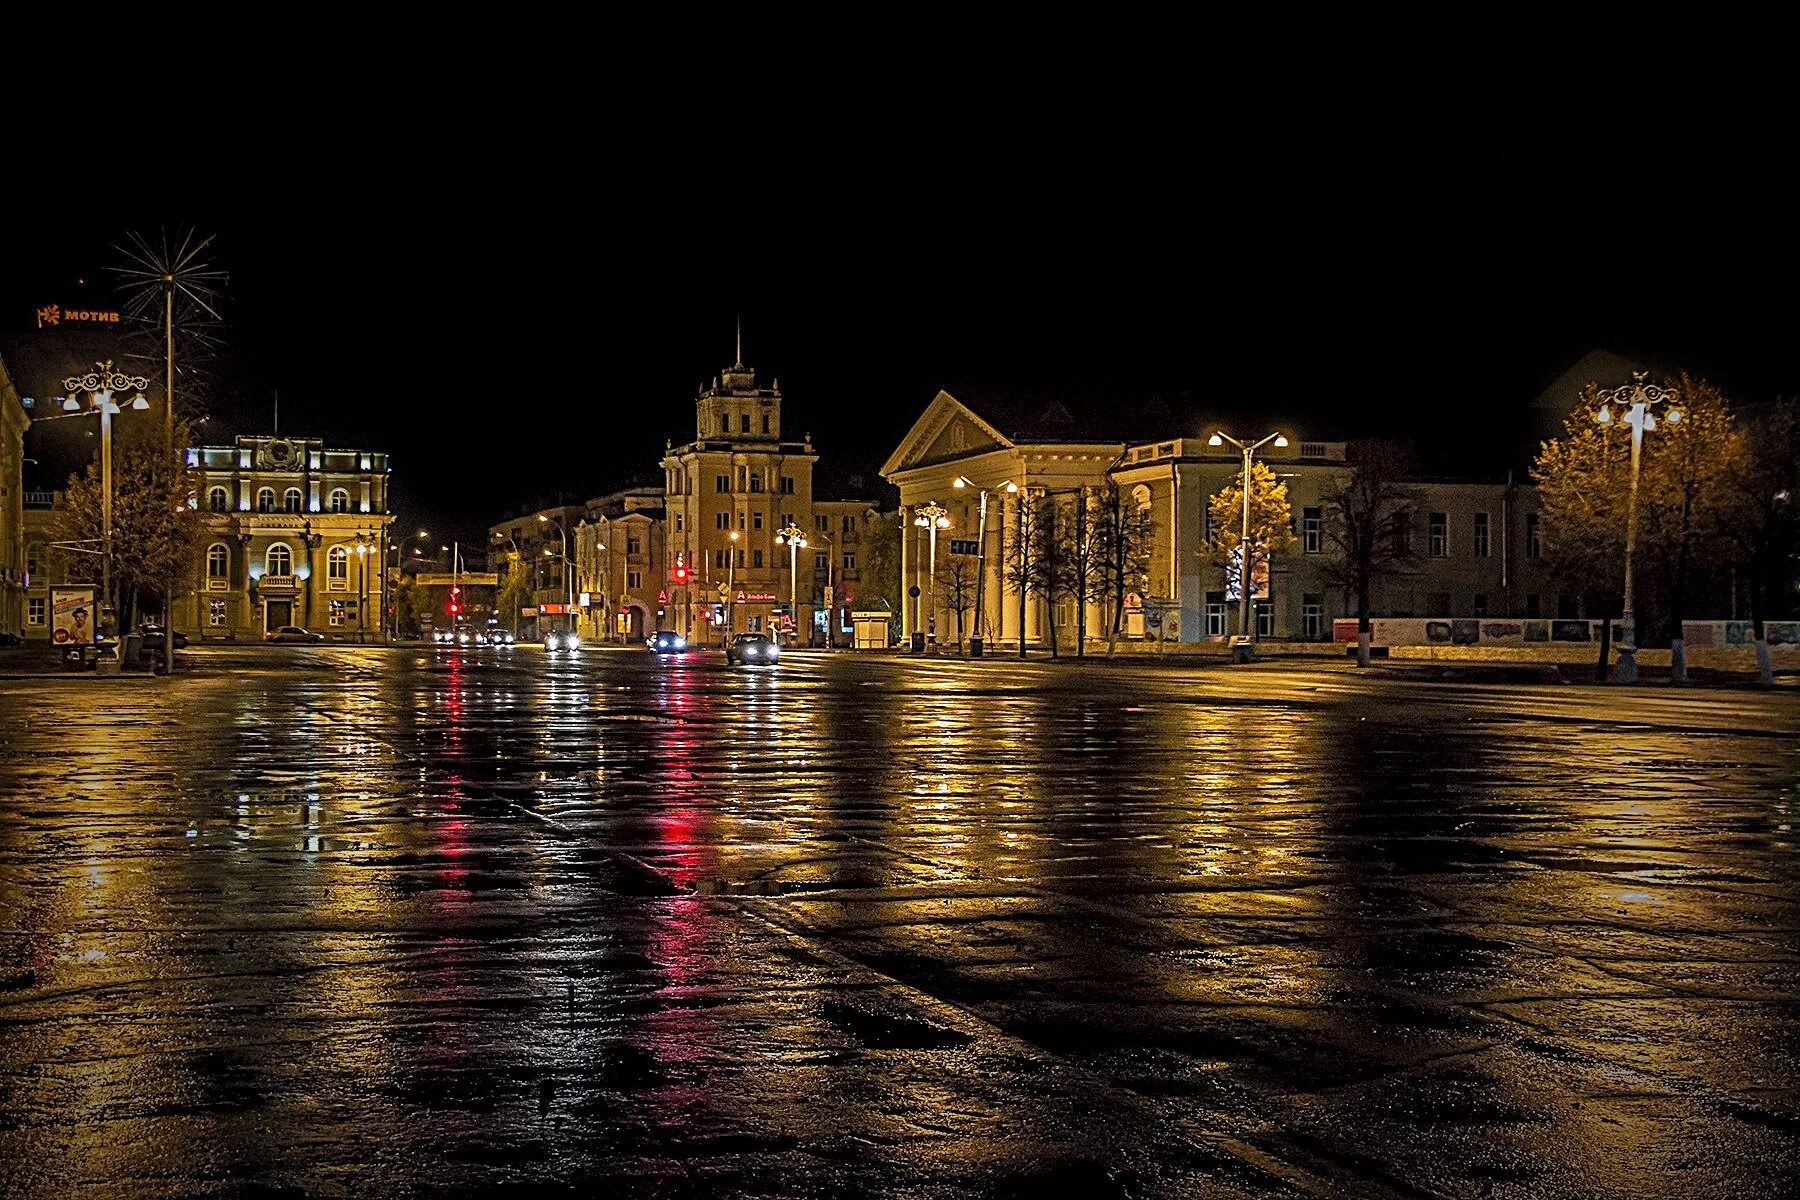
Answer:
934;382;1183;446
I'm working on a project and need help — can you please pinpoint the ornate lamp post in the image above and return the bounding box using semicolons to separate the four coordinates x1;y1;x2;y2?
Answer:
353;535;372;642
775;521;807;646
1595;371;1681;684
57;361;150;625
952;477;1016;657
726;529;739;642
1207;430;1288;656
913;502;950;646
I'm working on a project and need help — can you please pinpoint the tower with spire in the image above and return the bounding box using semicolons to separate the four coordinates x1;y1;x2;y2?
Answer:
696;319;782;441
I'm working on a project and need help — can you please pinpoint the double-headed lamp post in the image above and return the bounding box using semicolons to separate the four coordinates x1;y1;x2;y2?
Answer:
952;477;1016;656
1595;370;1681;684
57;361;151;624
1208;430;1288;650
353;535;372;642
913;502;951;646
538;513;573;629
775;521;807;646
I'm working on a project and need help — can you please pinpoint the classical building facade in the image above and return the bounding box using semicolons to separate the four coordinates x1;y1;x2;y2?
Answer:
171;437;394;640
883;388;1558;648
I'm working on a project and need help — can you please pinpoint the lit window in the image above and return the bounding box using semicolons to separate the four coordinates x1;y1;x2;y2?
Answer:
27;597;46;626
208;599;227;627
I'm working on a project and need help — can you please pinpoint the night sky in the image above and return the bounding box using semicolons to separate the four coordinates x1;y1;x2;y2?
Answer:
6;124;1794;553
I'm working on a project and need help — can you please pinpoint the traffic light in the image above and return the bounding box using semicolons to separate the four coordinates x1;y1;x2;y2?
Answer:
672;562;690;584
448;585;461;616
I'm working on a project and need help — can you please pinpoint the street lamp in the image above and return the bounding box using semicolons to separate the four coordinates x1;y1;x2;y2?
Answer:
726;528;740;641
953;477;1017;657
1208;430;1288;655
812;528;836;649
353;535;372;642
54;361;150;629
775;521;807;646
539;513;573;633
1595;370;1681;684
913;502;951;646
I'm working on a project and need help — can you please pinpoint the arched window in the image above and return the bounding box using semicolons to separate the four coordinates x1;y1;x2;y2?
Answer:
283;488;303;513
329;489;350;513
256;488;275;513
1131;484;1153;512
208;486;229;512
328;545;349;586
266;543;292;577
207;543;230;580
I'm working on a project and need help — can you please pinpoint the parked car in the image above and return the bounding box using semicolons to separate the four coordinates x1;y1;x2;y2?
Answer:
138;625;189;649
649;631;688;655
725;633;780;666
265;625;324;644
545;627;580;652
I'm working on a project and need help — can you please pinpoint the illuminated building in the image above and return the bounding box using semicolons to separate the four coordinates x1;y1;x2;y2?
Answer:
0;353;27;640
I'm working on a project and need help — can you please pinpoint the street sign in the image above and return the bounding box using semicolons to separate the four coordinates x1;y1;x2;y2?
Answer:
717;581;730;596
949;539;979;556
823;586;835;607
657;589;669;604
908;585;921;598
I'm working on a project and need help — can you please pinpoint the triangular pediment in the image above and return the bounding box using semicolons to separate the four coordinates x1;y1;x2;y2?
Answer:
880;390;1013;477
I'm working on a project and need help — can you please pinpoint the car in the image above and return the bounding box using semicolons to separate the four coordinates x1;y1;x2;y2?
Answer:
725;633;781;666
265;625;324;644
138;625;189;649
649;631;688;655
545;627;580;652
489;628;515;646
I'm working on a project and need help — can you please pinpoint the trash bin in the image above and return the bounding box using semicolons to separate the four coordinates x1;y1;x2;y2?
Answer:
1230;636;1255;664
910;632;926;653
123;633;143;666
969;635;984;659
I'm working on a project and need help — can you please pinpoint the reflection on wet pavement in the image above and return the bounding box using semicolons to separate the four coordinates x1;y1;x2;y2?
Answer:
1;646;1796;1197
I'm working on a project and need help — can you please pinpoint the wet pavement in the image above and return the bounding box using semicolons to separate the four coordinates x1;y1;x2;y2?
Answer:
1;646;1796;1198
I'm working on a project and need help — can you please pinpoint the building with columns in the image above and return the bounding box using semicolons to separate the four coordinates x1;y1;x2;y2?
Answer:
883;388;1559;648
170;436;394;640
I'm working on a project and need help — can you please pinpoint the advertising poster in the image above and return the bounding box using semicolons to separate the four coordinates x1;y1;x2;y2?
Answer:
50;586;97;646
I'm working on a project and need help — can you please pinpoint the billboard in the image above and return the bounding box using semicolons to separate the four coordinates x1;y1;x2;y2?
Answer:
50;586;97;646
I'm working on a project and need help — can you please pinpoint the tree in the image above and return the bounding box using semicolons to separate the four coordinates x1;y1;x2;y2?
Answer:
1320;440;1420;667
1092;484;1155;654
1204;460;1296;639
1720;398;1800;685
496;552;532;634
1046;491;1104;658
938;556;978;651
858;511;904;623
1636;374;1747;682
1533;383;1636;680
1002;492;1054;657
49;423;200;633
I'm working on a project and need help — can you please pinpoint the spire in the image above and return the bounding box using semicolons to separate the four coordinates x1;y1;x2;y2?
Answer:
734;316;743;368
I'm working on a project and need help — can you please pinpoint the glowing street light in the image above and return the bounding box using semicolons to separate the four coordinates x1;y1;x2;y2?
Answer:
775;521;807;646
1595;370;1681;683
952;477;1016;656
53;360;151;622
1208;430;1288;656
913;502;951;647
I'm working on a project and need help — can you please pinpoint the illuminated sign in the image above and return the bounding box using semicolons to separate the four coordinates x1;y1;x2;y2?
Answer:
735;591;777;603
36;304;122;329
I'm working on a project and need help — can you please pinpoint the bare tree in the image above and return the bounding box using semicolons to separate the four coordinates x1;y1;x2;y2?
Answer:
1320;440;1419;667
1002;492;1054;658
939;556;978;652
1093;483;1155;655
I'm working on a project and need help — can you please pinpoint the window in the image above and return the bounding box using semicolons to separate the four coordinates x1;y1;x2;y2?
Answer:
736;549;744;568
715;512;730;529
816;514;829;531
1302;594;1324;639
329;489;350;513
1392;510;1413;556
843;515;855;534
328;599;347;627
783;476;796;495
762;414;771;435
1205;591;1226;637
780;513;793;529
628;570;643;589
1473;511;1490;558
715;474;731;493
740;413;751;433
627;535;641;554
1255;600;1273;638
1526;592;1541;617
714;549;729;569
1429;512;1448;557
207;543;230;580
27;597;45;626
1526;513;1541;558
208;486;229;512
752;512;763;530
719;413;730;434
747;615;763;633
752;549;764;568
815;552;829;570
26;542;41;578
208;599;227;627
266;543;292;576
1473;593;1488;618
1302;506;1322;554
283;488;303;513
328;545;350;590
256;488;275;513
843;553;856;570
675;513;684;533
749;472;762;493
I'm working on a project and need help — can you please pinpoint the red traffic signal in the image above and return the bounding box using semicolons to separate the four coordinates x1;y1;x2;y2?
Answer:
672;564;690;583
